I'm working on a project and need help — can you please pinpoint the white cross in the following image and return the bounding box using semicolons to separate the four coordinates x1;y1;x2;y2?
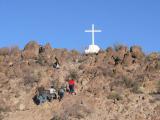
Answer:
85;24;102;45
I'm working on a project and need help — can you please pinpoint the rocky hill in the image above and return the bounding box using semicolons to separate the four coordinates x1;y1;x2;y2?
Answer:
0;41;160;120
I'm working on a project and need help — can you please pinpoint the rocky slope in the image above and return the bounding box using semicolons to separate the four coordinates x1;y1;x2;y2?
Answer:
0;41;160;120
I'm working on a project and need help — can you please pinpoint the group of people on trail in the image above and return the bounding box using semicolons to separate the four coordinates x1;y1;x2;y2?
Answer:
33;79;76;105
32;54;77;105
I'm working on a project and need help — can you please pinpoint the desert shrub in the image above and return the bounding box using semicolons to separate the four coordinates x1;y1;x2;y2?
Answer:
0;106;10;113
109;76;130;89
123;77;134;88
111;76;142;94
0;106;10;119
131;82;142;93
146;52;159;61
0;56;4;63
150;105;160;120
105;47;113;52
51;80;60;90
70;49;79;55
156;80;160;93
107;92;122;101
62;104;92;119
51;115;63;120
123;76;141;93
23;71;39;88
0;115;3;120
130;46;144;59
5;67;15;78
10;46;20;55
113;44;125;52
78;56;87;63
155;61;160;70
0;48;10;56
37;55;47;66
66;70;79;82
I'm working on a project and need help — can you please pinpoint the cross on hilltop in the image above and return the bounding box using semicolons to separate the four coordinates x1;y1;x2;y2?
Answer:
84;24;102;54
85;24;102;45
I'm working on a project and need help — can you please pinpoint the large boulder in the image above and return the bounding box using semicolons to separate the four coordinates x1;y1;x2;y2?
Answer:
130;46;144;59
22;41;40;59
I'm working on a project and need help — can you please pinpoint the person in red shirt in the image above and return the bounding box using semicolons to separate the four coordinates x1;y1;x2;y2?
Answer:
68;79;76;95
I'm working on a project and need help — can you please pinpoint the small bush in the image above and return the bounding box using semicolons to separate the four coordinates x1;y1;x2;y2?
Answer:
0;56;4;63
0;48;10;56
66;70;79;82
10;46;20;55
113;44;125;52
122;76;141;93
51;80;60;90
111;76;142;94
123;77;134;88
108;92;122;101
157;80;160;93
0;106;10;119
155;61;160;70
63;104;92;119
23;72;39;88
37;55;46;66
51;115;63;120
0;106;10;112
78;57;87;63
70;49;79;55
131;82;142;94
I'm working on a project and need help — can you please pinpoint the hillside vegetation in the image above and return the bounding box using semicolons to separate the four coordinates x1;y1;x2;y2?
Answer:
0;41;160;120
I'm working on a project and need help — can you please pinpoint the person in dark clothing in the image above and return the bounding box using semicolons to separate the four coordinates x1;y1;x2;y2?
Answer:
39;45;45;53
58;87;65;102
53;57;60;69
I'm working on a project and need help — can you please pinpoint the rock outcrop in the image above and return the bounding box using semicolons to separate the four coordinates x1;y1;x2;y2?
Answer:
22;41;40;59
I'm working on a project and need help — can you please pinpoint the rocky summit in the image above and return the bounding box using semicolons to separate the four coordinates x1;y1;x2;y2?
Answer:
0;41;160;120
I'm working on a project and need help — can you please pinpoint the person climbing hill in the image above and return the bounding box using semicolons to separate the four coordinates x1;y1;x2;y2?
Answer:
49;86;57;100
68;79;76;95
58;86;65;102
53;57;60;69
